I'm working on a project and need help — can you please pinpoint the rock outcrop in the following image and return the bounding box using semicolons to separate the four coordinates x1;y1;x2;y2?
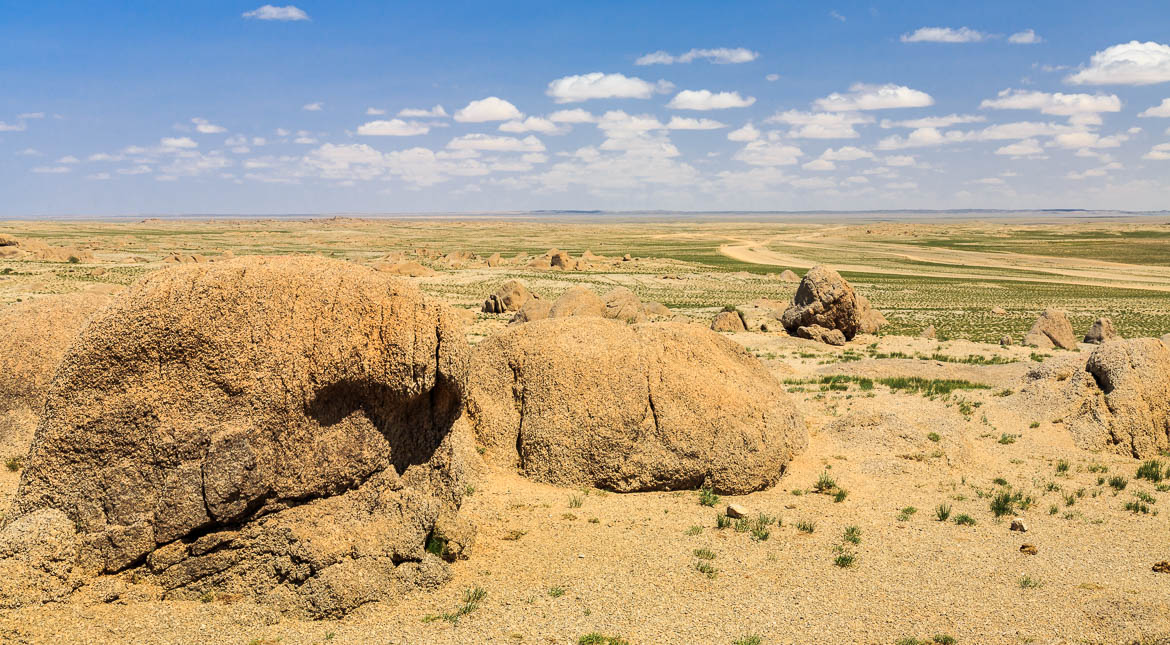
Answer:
376;261;437;277
711;310;747;332
1024;308;1077;349
793;325;846;346
781;265;879;342
5;256;472;617
779;270;800;283
482;280;534;314
467;318;807;494
548;286;604;319
602;287;646;323
1083;317;1119;344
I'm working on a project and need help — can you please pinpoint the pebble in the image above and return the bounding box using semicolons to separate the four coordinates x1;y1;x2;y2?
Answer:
726;504;749;519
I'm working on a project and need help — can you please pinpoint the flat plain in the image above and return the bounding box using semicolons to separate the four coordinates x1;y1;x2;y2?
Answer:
1;212;1169;644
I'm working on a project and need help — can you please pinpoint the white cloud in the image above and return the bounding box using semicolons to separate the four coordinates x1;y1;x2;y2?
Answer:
398;105;449;118
1065;41;1170;85
881;155;916;167
820;146;873;161
18;112;44;119
979;89;1121;125
1139;99;1170;117
667;90;755;110
973;121;1075;139
813;83;934;111
17;148;41;156
85;172;111;181
242;5;309;21
366;107;386;115
302;102;323;111
32;166;70;174
664;116;727;130
161;137;198;149
973;177;1005;185
803;158;835;171
727;123;761;141
901;27;988;43
294;136;317;144
733;139;804;166
499;117;568;134
1050;131;1129;149
995;139;1044;156
1143;143;1170;160
765;73;780;82
357;119;430;136
546;72;670;103
635;47;759;65
829;10;846;22
57;155;79;164
0;121;27;132
881;114;986;128
548;108;596;123
454;97;523;122
1008;29;1042;44
766;110;874;138
446;134;545;152
191;117;226;134
118;165;152;175
877;127;966;149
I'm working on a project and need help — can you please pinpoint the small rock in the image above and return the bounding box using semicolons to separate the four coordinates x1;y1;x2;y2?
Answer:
725;504;749;519
1010;518;1027;532
920;324;936;339
1020;544;1038;555
1000;335;1013;347
577;553;585;559
991;307;1007;315
1154;561;1170;573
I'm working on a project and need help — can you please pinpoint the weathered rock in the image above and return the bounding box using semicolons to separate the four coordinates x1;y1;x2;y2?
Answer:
1020;544;1038;555
486;252;501;267
781;265;862;341
1010;518;1027;532
920;325;936;339
1024;308;1077;350
725;504;749;519
377;261;437;277
602;287;646;323
548;286;604;319
1000;335;1014;347
856;294;888;335
711;310;746;332
510;298;552;325
1162;333;1170;349
991;307;1007;315
643;302;672;317
1083;317;1119;344
779;269;800;283
1154;561;1170;574
7;256;472;616
0;234;18;247
467;318;807;494
482;280;533;314
794;325;846;346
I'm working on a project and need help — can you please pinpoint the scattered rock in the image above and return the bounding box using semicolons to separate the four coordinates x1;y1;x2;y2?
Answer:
1162;333;1170;349
1083;317;1119;344
486;252;501;267
482;280;533;314
549;249;576;270
991;307;1007;315
1000;335;1014;346
1154;561;1170;574
643;301;672;317
602;287;646;323
725;504;749;519
0;234;18;247
779;269;800;283
377;261;437;277
920;325;936;339
1020;544;1038;555
7;256;472;617
1024;308;1077;350
794;325;846;346
780;265;866;342
1010;518;1028;532
856;294;888;335
510;298;552;325
467;317;807;494
549;286;605;319
711;310;747;332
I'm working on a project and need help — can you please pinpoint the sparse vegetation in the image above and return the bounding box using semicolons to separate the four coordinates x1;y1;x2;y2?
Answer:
1018;575;1043;589
843;525;861;545
578;634;630;645
954;514;976;526
935;503;952;521
4;456;21;472
796;520;816;534
1136;460;1165;483
423;586;487;624
698;485;720;507
1109;476;1128;491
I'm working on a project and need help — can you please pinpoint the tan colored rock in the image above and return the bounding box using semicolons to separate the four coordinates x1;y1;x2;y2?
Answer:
1024;308;1077;350
1010;518;1027;532
510;298;552;325
711;310;747;332
549;286;604;319
482;280;533;314
856;294;887;335
1163;333;1170;349
643;302;672;317
486;252;501;267
1065;339;1170;458
780;265;862;341
0;234;17;247
920;325;936;339
794;324;846;346
1020;544;1038;555
467;318;807;494
602;287;646;323
725;504;749;519
779;269;800;283
1000;335;1014;346
377;260;437;277
549;249;577;271
1083;317;1119;344
991;307;1007;315
8;256;471;617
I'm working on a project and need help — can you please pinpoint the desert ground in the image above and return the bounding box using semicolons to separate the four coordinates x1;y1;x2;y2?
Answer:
1;212;1169;645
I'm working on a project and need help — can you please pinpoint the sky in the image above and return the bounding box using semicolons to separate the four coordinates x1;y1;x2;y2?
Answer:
3;1;1170;216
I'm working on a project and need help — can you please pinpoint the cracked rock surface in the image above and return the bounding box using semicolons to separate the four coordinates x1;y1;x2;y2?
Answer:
6;255;472;617
467;317;807;494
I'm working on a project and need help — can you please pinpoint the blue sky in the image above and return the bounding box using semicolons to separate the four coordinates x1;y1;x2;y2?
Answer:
3;1;1170;215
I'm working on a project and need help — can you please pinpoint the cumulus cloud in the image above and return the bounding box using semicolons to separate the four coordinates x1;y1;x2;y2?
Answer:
446;134;545;152
666;90;755;110
548;108;596;123
1065;41;1170;85
803;158;835;171
366;107;386;115
1050;131;1129;149
765;110;874;138
499;117;568;134
161;137;198;149
727;123;761;141
881;114;986;128
664;117;727;130
546;72;671;103
877;127;966;150
0;121;26;132
995;139;1045;157
900;27;987;43
302;102;323;111
979;89;1121;125
1143;142;1170;160
357;119;430;136
765;73;780;82
453;97;523;122
191;117;226;134
398;105;448;118
1139;98;1170;117
243;5;309;21
635;47;759;65
32;166;71;174
813;83;934;111
881;155;916;167
820;146;874;161
1008;29;1042;44
733;138;804;166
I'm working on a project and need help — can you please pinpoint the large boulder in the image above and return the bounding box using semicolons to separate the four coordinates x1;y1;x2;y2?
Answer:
602;287;646;323
510;298;552;325
794;325;846;346
855;294;887;335
6;256;472;617
482;280;533;314
779;269;800;283
1083;317;1119;344
1024;308;1077;349
376;260;437;277
780;265;862;342
548;286;604;319
467;318;807;494
711;310;747;332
